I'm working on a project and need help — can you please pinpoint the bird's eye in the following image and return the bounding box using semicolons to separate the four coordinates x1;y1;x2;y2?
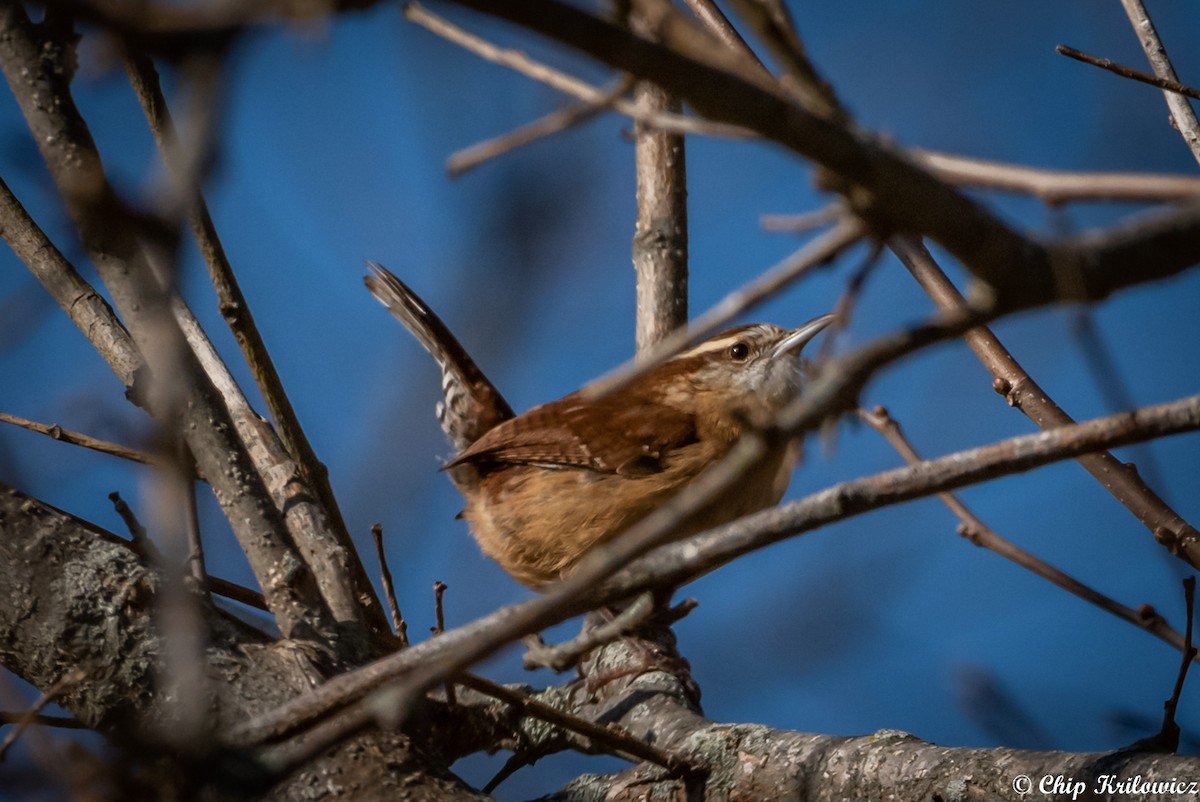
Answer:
727;342;749;361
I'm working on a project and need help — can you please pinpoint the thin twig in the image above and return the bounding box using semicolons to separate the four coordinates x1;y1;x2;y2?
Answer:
760;202;846;233
371;524;408;646
822;239;882;354
448;77;633;176
1118;0;1200;164
457;672;700;775
1157;577;1196;750
432;581;455;705
207;576;268;612
0;412;153;465
1057;44;1200;102
108;491;162;564
404;2;748;140
0;668;87;760
1070;311;1166;491
892;237;1200;571
522;593;655;672
432;581;448;636
908;148;1200;205
857;406;1196;660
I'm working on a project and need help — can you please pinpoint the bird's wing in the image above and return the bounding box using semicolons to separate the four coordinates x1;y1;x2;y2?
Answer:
446;391;697;477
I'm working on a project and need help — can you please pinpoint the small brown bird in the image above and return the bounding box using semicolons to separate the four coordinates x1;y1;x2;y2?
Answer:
366;262;833;588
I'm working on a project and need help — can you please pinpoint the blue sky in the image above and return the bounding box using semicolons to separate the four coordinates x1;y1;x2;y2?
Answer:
2;2;1199;797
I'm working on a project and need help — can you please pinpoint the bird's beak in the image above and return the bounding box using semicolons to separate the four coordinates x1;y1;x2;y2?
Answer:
773;313;837;358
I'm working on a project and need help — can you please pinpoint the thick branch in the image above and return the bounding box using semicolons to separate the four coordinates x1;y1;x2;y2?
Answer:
536;638;1199;802
0;484;491;801
446;0;1200;312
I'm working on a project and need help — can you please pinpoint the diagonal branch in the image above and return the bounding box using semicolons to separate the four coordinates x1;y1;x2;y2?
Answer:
1119;0;1200;164
0;411;153;465
0;2;329;639
892;236;1200;570
858;406;1195;658
444;0;1200;314
228;381;1200;750
122;47;387;644
405;3;745;139
1057;44;1200;102
0;175;144;388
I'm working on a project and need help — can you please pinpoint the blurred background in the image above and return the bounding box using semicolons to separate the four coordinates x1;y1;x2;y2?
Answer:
1;1;1199;798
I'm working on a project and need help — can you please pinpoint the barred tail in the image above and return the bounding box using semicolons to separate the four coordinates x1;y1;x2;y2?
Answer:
364;261;513;450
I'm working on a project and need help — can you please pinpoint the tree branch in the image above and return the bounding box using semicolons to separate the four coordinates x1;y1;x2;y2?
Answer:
121;49;387;640
0;175;143;389
1119;0;1200;164
444;0;1200;313
630;6;689;353
858;406;1195;658
229;390;1200;749
0;1;330;638
892;237;1200;569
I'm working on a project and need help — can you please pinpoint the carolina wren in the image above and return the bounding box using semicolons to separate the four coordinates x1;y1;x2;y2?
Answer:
366;262;833;588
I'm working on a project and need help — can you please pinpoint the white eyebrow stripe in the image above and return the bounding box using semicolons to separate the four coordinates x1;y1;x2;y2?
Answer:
674;326;771;360
676;336;742;359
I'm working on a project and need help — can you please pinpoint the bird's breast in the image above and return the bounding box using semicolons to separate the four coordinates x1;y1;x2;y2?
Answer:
456;437;797;587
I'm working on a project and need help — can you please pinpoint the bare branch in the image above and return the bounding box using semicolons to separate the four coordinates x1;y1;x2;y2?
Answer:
630;6;689;352
370;524;408;647
443;0;1200;313
454;673;698;775
858;406;1195;659
1153;577;1196;751
0;176;143;387
909;148;1200;204
448;78;633;176
1119;0;1200;164
0;411;153;465
123;46;385;647
1057;44;1200;102
0;3;329;638
629;392;1200;601
892;237;1200;570
404;3;747;139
